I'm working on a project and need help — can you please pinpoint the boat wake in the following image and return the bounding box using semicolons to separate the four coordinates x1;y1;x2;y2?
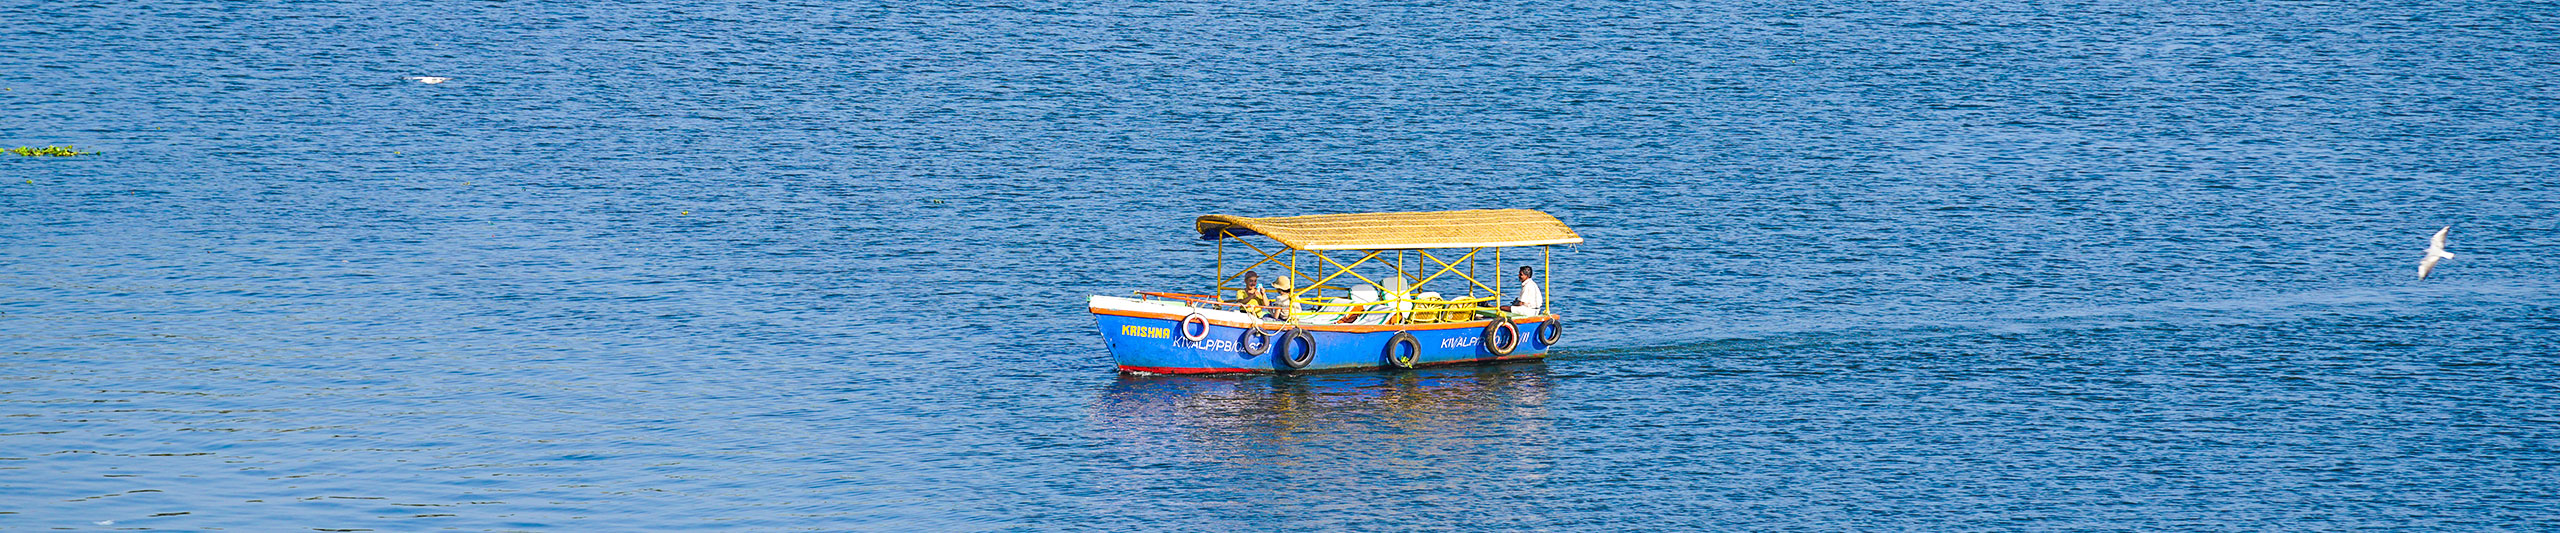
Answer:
1569;277;2560;360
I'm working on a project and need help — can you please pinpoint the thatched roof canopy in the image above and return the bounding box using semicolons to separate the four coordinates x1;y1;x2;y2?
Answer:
1196;209;1582;250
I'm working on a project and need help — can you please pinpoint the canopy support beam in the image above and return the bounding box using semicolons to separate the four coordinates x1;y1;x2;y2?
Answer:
1415;248;1499;297
1300;250;1388;301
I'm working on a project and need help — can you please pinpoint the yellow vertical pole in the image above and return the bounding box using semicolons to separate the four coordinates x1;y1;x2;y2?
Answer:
1402;247;1423;322
1214;233;1224;296
1494;247;1503;299
1544;246;1553;314
1468;247;1477;298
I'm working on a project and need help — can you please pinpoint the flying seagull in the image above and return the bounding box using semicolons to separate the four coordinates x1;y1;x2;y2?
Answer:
401;75;451;84
2418;226;2454;280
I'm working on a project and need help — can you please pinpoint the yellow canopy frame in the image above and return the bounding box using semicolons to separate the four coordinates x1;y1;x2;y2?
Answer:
1201;210;1573;324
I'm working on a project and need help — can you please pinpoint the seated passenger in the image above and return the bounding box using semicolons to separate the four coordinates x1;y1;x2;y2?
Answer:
1499;266;1543;316
1233;271;1271;313
1268;276;1300;322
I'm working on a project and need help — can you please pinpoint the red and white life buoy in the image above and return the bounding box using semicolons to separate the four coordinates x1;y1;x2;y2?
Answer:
1178;313;1211;342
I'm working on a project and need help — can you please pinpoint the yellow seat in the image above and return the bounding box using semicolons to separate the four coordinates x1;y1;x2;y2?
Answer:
1408;301;1441;324
1442;305;1470;323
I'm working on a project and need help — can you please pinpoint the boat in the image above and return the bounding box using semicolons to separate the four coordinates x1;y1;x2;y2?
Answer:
1089;209;1582;373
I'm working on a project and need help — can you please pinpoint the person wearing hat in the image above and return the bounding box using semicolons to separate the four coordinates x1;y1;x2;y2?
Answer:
1268;276;1299;322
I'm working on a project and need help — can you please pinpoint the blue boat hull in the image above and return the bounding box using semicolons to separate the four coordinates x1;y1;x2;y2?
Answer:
1094;308;1556;374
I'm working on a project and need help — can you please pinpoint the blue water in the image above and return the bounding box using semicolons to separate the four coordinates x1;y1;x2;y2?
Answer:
6;1;2558;530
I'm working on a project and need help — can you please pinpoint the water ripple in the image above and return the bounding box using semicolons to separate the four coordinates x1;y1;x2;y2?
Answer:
5;0;2558;530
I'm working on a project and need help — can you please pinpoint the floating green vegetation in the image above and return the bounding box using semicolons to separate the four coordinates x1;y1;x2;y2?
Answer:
9;145;97;157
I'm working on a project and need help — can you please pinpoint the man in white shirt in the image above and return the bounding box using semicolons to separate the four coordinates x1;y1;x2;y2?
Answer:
1499;266;1542;316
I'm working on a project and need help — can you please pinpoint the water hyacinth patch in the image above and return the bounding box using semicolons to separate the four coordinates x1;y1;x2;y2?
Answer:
9;145;97;156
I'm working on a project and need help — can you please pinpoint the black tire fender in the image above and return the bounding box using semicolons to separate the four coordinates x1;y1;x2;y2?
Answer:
1384;331;1421;369
1481;318;1520;357
1279;328;1317;370
1240;321;1277;356
1535;317;1562;346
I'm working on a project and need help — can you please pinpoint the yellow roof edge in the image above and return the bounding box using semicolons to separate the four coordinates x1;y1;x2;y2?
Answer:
1196;209;1582;250
1295;236;1586;251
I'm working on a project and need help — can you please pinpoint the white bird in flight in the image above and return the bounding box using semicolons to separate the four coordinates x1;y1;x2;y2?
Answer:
2418;226;2455;280
401;75;451;84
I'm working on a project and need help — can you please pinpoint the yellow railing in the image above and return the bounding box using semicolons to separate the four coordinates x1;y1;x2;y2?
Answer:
1138;291;1507;325
1206;220;1566;325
